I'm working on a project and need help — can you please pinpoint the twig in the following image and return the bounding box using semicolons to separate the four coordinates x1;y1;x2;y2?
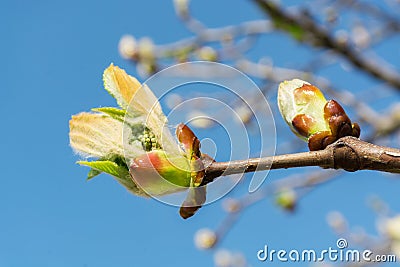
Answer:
253;0;400;91
155;20;272;59
202;136;400;185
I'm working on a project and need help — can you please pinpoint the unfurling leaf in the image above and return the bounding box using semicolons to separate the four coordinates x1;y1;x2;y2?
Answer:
278;79;360;151
70;64;209;218
103;63;142;110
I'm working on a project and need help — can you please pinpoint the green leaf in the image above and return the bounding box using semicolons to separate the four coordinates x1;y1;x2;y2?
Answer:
87;168;102;180
92;107;126;121
78;160;124;178
78;159;147;196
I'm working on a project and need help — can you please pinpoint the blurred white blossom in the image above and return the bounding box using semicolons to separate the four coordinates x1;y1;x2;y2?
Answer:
194;228;217;249
118;35;137;59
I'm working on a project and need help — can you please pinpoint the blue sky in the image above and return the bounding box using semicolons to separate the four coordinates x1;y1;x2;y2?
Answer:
2;0;400;266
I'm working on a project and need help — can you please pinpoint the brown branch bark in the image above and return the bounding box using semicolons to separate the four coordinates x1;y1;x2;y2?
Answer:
253;0;400;91
202;136;400;185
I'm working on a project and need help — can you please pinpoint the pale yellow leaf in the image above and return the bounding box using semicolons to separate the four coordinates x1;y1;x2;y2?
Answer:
69;112;142;158
103;63;142;109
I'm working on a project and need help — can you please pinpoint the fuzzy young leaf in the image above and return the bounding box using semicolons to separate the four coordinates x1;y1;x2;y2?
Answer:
103;63;142;110
69;112;143;159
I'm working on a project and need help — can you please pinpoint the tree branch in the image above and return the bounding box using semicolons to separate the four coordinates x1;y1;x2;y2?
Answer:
202;137;400;185
253;0;400;91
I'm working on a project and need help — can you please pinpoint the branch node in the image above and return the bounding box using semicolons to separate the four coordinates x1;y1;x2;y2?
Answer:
331;138;361;172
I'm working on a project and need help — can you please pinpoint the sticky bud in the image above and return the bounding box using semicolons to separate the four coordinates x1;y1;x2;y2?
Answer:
278;79;360;151
129;150;191;196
